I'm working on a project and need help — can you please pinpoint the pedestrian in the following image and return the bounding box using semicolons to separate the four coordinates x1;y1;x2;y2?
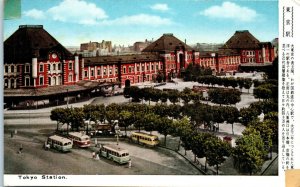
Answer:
128;159;132;168
92;152;96;159
19;144;23;154
96;154;100;160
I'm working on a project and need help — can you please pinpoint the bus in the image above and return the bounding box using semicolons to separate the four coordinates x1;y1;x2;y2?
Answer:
68;132;91;148
131;132;159;147
99;144;130;164
46;135;73;152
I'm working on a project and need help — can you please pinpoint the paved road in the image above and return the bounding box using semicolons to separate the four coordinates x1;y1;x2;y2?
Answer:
4;125;201;175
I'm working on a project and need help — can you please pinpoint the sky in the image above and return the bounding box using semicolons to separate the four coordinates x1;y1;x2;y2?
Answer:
4;0;279;47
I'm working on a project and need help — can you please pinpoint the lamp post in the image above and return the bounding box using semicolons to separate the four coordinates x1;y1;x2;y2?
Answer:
115;123;120;145
67;88;69;108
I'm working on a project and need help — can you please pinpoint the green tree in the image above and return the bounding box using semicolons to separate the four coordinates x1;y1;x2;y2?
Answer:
118;110;133;136
50;108;67;131
239;107;260;126
233;129;266;175
180;87;193;104
157;117;174;146
168;89;180;104
205;136;231;174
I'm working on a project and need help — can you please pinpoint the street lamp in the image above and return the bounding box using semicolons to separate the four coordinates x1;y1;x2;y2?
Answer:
115;123;121;145
66;88;69;108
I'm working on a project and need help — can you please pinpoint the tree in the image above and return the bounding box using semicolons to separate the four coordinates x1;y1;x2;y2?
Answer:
172;116;193;151
223;106;239;134
128;86;141;102
253;86;272;101
233;129;266;175
239;107;260;126
68;107;85;131
243;78;252;93
160;91;169;103
50;108;67;131
180;87;192;104
168;89;180;104
157;117;174;146
118;110;133;136
144;113;159;134
205;136;231;174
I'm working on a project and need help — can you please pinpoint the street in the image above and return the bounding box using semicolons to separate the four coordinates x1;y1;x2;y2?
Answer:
4;124;201;175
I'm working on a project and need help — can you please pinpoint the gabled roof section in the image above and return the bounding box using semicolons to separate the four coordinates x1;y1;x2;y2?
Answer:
4;25;73;64
221;30;261;49
142;33;193;53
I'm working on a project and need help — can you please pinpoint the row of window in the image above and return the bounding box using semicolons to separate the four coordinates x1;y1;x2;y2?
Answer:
39;63;62;72
242;51;260;56
84;64;163;78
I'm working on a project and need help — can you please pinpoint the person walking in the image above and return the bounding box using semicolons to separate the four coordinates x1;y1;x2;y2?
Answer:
19;144;23;154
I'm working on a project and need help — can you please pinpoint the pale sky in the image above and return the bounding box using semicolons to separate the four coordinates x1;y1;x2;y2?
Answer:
4;0;278;47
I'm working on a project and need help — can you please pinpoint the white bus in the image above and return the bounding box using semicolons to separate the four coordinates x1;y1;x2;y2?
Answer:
46;135;73;152
68;132;91;148
131;132;159;147
99;144;130;164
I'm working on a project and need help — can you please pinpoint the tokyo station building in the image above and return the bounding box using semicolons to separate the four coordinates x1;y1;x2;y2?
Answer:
3;25;275;107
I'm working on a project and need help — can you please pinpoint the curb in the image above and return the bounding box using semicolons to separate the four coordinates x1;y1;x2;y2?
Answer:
158;145;207;175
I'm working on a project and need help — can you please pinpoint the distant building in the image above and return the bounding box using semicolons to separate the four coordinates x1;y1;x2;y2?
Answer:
133;39;152;52
80;40;112;57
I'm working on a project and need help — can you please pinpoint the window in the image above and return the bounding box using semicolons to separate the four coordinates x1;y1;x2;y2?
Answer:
123;67;126;74
103;68;107;75
68;74;73;82
160;64;163;70
156;64;159;70
58;63;61;70
5;66;8;73
151;64;154;71
97;68;101;76
11;66;15;73
53;64;56;71
137;65;140;72
109;68;112;75
39;64;44;72
25;77;30;86
146;64;149;71
69;62;72;70
11;79;15;88
48;64;51;72
25;65;30;73
115;67;118;75
84;70;88;77
129;66;132;73
142;65;145;72
39;76;44;85
91;69;94;77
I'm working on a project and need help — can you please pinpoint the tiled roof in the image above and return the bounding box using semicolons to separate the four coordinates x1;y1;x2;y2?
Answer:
221;30;261;49
84;54;161;66
4;81;100;97
4;25;73;64
142;33;193;52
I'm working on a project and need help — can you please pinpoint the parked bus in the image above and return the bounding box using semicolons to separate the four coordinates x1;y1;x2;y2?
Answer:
131;132;159;147
68;132;91;148
99;144;130;164
46;135;73;152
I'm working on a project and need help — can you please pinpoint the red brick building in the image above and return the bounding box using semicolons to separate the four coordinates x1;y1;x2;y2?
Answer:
142;33;200;78
220;30;275;64
4;26;275;107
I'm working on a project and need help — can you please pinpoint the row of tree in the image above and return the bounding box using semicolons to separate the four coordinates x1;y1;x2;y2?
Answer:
124;86;242;106
197;76;253;91
208;88;241;105
124;86;204;104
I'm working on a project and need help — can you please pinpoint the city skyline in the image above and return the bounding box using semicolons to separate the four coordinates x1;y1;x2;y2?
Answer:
4;0;278;47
